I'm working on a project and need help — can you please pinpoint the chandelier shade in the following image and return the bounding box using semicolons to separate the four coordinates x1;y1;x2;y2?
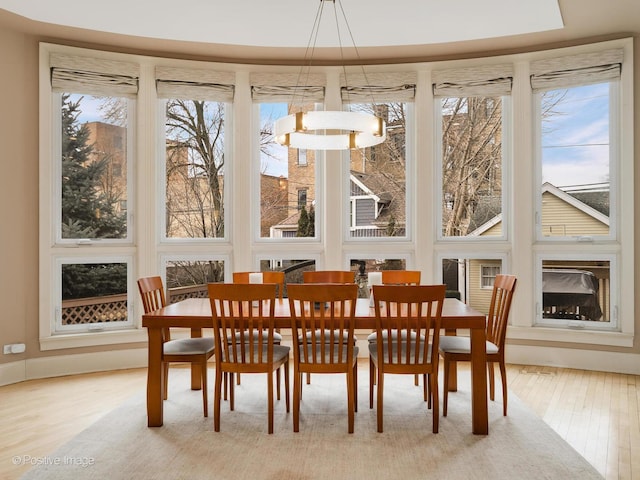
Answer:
275;110;386;150
273;0;386;151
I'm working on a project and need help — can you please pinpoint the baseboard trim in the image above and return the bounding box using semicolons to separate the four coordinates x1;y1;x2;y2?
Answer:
2;344;640;387
0;348;148;386
506;345;640;375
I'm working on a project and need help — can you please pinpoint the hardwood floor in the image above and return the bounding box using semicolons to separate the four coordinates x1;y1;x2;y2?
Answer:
1;362;638;479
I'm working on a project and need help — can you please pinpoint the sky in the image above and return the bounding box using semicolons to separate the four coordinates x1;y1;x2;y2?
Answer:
540;83;610;189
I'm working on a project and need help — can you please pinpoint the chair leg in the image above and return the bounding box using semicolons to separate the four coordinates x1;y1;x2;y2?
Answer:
229;373;235;411
293;369;301;432
376;368;384;433
284;360;290;413
202;360;209;417
214;369;223;432
414;374;419;386
369;357;375;409
306;372;311;384
347;368;355;434
267;371;274;434
223;372;228;401
430;371;439;434
488;361;496;401
237;372;241;385
353;360;358;413
499;360;508;416
276;367;281;401
163;362;169;400
442;356;450;417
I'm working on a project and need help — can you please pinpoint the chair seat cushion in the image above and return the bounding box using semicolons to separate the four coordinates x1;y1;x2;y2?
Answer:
232;330;283;343
368;341;432;364
297;345;359;363
220;344;290;363
438;336;499;355
298;330;357;344
367;330;425;343
164;337;215;356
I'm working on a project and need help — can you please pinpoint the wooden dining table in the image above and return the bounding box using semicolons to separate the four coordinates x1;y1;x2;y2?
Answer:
142;297;489;434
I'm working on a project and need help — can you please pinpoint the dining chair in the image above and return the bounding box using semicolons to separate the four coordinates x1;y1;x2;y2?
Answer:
207;282;290;434
137;276;215;417
303;270;355;284
231;271;285;393
369;284;446;433
366;270;422;386
439;274;517;417
287;283;359;433
302;270;357;385
232;271;286;299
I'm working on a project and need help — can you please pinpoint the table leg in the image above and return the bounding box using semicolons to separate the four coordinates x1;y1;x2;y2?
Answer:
147;327;164;427
470;326;488;435
190;328;203;390
444;329;458;391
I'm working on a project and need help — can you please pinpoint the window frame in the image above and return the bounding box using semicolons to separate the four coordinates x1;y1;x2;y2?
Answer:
434;95;512;243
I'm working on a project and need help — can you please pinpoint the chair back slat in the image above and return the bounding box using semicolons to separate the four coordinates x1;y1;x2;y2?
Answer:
208;283;277;367
486;274;517;349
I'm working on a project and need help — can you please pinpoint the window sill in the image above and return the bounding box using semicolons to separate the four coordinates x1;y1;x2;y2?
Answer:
39;328;148;351
507;325;633;347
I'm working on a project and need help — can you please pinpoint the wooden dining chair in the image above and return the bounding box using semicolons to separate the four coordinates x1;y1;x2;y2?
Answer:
303;270;355;284
366;270;422;386
232;271;285;299
439;274;517;417
231;271;285;394
137;276;215;417
302;270;357;385
207;282;290;434
369;284;446;433
287;283;359;433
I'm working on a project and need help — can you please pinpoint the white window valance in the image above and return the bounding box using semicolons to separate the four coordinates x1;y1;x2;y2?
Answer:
250;73;325;103
50;53;139;97
432;64;514;97
340;72;417;103
530;48;623;92
155;66;235;102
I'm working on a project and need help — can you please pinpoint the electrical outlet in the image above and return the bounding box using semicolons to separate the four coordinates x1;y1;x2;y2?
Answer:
3;344;26;354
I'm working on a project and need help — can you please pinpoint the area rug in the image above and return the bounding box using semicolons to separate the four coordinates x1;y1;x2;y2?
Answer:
20;368;602;480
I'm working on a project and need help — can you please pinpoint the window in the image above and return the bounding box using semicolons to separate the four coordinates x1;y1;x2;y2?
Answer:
481;265;501;288
251;74;323;240
343;73;415;240
58;259;132;333
433;64;512;240
41;49;139;346
163;257;226;303
298;149;307;166
440;256;505;315
157;67;234;240
529;48;627;335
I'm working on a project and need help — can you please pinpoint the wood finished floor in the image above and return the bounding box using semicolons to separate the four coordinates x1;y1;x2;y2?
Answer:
1;362;638;479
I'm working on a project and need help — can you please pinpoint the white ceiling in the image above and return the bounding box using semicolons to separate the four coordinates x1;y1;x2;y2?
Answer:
0;0;564;49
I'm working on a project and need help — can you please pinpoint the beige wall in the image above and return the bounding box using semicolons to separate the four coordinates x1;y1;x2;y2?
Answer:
0;4;639;372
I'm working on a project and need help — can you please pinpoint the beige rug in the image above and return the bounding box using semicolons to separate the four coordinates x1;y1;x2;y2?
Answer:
21;368;602;480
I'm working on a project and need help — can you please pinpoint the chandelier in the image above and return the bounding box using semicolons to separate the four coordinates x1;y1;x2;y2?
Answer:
274;0;386;151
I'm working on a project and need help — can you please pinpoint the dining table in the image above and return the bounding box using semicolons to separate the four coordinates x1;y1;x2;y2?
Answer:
142;296;489;434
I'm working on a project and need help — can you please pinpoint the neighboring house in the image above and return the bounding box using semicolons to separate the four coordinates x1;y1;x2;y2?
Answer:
270;170;406;238
462;182;610;317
